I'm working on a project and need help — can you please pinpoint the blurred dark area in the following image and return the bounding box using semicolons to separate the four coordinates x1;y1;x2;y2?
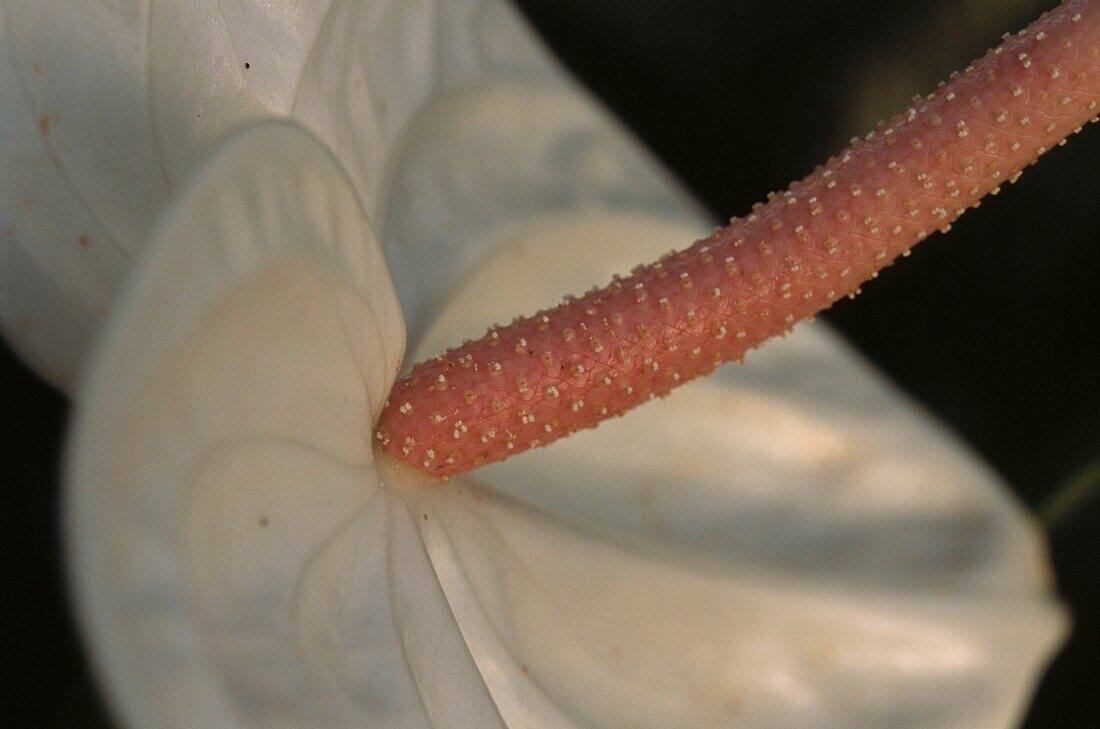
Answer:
2;0;1096;726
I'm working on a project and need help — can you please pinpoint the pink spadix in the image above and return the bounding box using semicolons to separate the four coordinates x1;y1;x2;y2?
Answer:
377;0;1100;478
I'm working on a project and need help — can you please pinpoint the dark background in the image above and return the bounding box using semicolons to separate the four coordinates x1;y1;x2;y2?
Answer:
3;0;1096;725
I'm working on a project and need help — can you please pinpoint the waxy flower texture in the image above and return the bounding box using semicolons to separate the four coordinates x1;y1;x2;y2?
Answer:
0;1;1084;727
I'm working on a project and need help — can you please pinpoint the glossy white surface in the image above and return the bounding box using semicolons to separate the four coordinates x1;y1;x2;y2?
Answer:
1;0;688;390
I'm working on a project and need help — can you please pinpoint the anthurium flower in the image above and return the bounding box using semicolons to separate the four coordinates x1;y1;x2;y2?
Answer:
0;1;1070;727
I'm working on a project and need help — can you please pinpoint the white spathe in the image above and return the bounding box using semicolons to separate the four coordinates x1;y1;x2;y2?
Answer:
0;0;1067;727
68;119;1066;728
0;0;692;390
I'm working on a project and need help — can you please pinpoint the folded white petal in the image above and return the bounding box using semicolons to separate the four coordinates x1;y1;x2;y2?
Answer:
0;0;586;388
387;493;508;729
421;486;1064;728
146;0;334;185
414;210;1067;728
67;121;409;728
0;0;159;388
381;81;698;344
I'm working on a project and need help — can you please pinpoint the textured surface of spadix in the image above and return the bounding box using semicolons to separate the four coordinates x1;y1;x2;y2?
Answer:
1;0;677;390
65;122;505;729
411;210;1067;728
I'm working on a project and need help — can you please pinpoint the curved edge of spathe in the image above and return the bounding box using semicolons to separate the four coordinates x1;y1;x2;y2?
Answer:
62;117;405;729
